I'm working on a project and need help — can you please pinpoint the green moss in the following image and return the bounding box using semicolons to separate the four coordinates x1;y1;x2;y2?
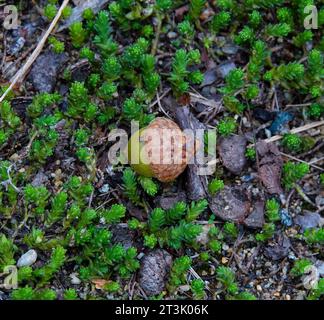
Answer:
1;0;324;301
191;279;205;299
255;223;275;242
282;133;303;153
265;198;280;222
223;222;238;239
44;4;57;20
48;36;65;54
69;22;87;48
245;147;256;160
208;178;225;195
290;258;312;277
169;49;203;99
283;162;310;190
62;5;72;19
218;117;237;136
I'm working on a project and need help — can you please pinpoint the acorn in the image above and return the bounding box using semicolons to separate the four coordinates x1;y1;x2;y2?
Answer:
128;117;196;182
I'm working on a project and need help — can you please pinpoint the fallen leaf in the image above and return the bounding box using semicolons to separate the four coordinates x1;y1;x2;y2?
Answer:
244;201;265;229
92;279;109;290
294;211;324;231
264;232;291;261
175;5;189;20
218;135;247;175
210;185;251;222
256;141;283;194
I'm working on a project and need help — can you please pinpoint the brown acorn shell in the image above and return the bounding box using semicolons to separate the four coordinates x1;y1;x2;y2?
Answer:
140;117;195;182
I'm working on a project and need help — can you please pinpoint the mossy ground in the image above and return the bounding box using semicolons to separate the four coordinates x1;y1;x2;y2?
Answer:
0;0;323;300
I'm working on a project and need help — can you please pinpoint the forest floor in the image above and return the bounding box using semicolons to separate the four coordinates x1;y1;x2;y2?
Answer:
0;0;323;301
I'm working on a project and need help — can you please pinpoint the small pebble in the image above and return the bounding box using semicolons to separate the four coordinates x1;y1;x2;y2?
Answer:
9;153;19;161
222;243;229;251
222;44;239;55
256;285;262;292
99;184;110;193
221;257;229;264
137;252;145;259
17;250;37;267
315;195;324;207
280;209;293;227
70;273;81;285
167;32;178;39
209;265;215;275
217;61;236;79
288;252;297;260
264;129;272;139
242;117;251;128
179;285;190;292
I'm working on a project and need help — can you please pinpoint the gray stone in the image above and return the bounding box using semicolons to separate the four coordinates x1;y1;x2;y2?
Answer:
210;185;251;222
222;44;239;55
201;69;217;87
315;195;324;207
70;273;81;285
217;61;236;79
111;224;135;250
155;192;187;210
17;249;37;267
315;261;324;276
29;51;68;92
294;211;324;231
31;170;48;187
244;201;265;229
219;135;247;175
264;233;291;261
167;31;178;39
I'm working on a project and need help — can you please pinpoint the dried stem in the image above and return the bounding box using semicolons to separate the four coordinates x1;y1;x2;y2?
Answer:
0;0;70;104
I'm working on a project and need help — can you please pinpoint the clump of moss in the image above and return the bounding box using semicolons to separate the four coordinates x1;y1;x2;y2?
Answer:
218;117;237;136
282;162;310;190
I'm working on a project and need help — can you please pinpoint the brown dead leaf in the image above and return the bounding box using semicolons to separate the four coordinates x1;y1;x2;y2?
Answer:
244;200;265;229
218;135;247;175
175;5;189;20
92;278;109;290
257;141;283;194
200;8;214;21
210;185;251;223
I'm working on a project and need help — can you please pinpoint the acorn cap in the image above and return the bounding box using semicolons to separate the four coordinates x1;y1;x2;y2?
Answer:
128;117;196;182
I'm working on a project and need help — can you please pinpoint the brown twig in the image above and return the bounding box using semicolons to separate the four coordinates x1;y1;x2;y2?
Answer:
284;102;312;110
0;30;7;72
310;157;324;165
149;88;171;109
151;13;163;55
156;91;172;119
294;183;318;208
0;0;70;103
299;141;324;158
189;267;212;294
